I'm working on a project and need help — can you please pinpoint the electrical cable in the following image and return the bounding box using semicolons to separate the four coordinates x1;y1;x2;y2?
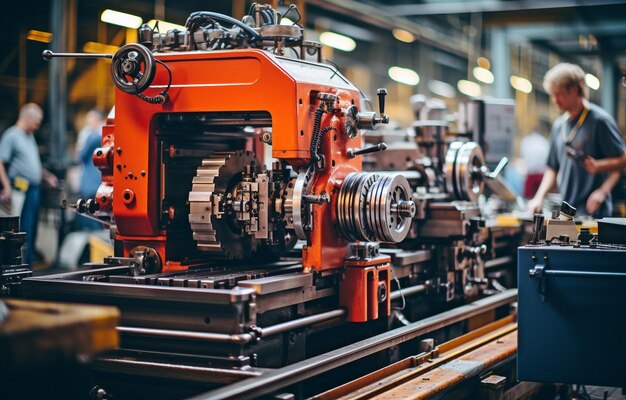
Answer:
137;59;172;104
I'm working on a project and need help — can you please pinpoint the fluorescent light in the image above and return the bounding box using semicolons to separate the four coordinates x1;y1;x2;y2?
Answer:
428;79;456;98
319;31;356;52
392;28;415;43
473;67;494;84
585;73;600;90
280;17;294;26
27;29;52;43
388;66;420;86
83;41;120;54
457;80;481;97
147;19;186;32
101;9;143;29
510;75;532;93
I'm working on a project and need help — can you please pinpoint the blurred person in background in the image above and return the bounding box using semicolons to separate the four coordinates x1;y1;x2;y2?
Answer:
527;63;626;218
520;129;550;198
76;109;105;230
0;103;58;266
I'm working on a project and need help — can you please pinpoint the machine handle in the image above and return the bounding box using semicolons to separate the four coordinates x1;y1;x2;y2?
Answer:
535;269;626;279
43;50;113;60
347;142;387;158
490;157;508;178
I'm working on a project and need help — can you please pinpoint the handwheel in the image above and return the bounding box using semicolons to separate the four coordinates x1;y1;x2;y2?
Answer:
111;43;156;94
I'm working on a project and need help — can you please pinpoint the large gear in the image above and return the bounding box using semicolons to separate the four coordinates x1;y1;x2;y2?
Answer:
188;151;260;259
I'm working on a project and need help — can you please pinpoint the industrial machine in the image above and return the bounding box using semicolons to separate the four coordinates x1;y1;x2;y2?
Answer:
21;5;522;399
518;213;626;388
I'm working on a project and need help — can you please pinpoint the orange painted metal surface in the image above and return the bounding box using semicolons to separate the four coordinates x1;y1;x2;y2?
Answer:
109;49;362;273
340;256;391;322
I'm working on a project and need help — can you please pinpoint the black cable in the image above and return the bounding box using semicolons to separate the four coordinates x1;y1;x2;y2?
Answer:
283;4;301;26
309;106;326;167
185;12;261;40
137;59;172;104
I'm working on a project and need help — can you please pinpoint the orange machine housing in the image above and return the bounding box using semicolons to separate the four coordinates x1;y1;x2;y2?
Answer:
95;49;364;274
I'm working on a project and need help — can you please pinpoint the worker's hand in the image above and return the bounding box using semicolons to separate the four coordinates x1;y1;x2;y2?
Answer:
526;196;543;214
583;156;599;174
42;171;58;188
0;186;11;203
586;188;606;215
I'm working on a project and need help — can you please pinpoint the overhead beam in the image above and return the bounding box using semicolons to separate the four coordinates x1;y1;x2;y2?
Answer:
307;0;468;57
386;0;626;17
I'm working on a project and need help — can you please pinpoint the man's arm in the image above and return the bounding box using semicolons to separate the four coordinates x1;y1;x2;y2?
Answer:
583;152;626;174
586;170;621;215
527;167;557;213
0;162;11;202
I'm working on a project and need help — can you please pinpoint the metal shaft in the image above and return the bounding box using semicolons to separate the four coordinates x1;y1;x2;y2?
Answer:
42;49;113;60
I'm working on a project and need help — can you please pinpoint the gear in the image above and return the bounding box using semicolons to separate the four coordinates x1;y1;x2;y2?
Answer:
188;151;260;259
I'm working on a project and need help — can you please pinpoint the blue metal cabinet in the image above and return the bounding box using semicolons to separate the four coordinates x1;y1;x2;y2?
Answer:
517;245;626;387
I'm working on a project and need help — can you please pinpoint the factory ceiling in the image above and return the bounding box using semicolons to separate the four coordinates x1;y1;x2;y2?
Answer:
2;0;626;125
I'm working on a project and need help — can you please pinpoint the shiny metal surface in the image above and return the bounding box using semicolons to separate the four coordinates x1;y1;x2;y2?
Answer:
336;172;414;243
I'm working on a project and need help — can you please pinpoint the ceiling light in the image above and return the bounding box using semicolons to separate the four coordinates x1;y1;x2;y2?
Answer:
388;66;420;86
101;9;143;29
428;80;455;98
457;80;481;97
585;73;600;90
83;41;120;54
319;31;356;52
147;19;186;32
27;29;52;43
473;67;494;84
392;29;415;43
477;57;491;69
510;75;532;93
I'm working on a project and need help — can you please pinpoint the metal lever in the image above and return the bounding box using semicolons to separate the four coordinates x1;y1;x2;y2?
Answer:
489;157;508;178
347;142;387;158
42;50;113;60
375;88;390;124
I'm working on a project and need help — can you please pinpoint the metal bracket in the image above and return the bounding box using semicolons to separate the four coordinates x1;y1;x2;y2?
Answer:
528;264;546;301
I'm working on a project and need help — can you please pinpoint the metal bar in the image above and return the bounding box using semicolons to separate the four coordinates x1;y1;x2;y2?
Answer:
118;309;346;343
192;289;517;400
390;284;426;301
42;50;113;59
259;309;345;338
543;270;626;279
485;256;513;270
117;326;255;344
92;356;262;384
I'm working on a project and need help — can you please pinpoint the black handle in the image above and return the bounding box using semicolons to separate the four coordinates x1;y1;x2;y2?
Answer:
347;142;387;158
377;88;387;116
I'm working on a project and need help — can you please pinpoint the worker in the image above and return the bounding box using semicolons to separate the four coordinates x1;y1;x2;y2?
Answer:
0;103;58;265
76;109;105;230
527;63;626;218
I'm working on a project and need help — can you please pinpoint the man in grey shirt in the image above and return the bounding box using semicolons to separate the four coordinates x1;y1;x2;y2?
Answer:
0;103;57;265
527;63;626;218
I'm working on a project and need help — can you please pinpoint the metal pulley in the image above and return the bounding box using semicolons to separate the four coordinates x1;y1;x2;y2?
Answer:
444;141;485;203
336;172;415;243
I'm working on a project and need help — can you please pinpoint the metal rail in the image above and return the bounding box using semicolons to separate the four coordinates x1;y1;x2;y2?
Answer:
191;289;517;400
117;309;347;344
390;284;426;300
